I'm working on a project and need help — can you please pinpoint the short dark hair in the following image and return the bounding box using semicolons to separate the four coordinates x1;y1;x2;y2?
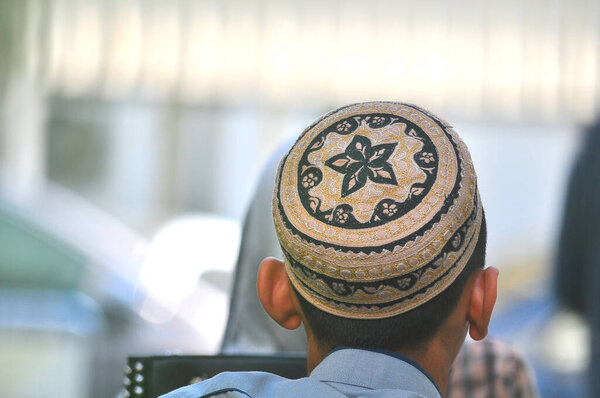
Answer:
294;213;487;352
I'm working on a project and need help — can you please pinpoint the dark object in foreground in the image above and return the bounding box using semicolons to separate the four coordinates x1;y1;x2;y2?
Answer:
122;354;307;398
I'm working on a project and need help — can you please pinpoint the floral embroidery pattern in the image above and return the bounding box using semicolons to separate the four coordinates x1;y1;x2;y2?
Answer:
336;120;353;133
419;152;435;164
451;233;462;249
397;276;414;290
334;207;349;224
325;135;398;197
381;202;398;217
302;172;318;188
332;282;348;294
370;116;386;127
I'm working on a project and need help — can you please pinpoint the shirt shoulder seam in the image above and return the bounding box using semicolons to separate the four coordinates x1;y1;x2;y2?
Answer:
195;388;253;398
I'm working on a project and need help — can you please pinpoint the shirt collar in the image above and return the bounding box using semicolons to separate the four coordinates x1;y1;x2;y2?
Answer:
310;347;442;398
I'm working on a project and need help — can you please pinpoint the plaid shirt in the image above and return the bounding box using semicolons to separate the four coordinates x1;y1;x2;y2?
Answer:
448;339;539;398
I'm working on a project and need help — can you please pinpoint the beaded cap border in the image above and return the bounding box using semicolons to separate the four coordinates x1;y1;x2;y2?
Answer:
273;102;482;319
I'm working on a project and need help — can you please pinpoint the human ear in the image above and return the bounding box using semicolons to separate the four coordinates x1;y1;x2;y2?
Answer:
467;267;499;340
257;257;302;330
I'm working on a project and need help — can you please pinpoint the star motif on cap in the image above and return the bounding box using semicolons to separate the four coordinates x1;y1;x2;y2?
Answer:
325;135;398;197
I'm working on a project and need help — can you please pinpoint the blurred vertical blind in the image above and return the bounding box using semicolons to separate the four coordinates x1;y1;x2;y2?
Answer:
35;0;599;122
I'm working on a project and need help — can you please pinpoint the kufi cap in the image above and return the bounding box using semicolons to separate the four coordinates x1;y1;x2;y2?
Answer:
273;102;482;319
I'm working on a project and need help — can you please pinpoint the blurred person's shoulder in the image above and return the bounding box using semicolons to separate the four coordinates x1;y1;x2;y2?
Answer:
448;339;539;398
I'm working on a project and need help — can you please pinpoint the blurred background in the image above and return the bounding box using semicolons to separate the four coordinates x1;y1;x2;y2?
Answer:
0;0;598;397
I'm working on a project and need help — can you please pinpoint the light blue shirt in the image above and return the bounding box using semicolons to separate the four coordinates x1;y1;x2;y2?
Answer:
160;347;442;398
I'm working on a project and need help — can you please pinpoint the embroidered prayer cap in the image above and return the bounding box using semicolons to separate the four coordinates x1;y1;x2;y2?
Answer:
273;101;483;319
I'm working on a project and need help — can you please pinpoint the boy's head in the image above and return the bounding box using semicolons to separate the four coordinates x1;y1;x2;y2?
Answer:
258;102;497;355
